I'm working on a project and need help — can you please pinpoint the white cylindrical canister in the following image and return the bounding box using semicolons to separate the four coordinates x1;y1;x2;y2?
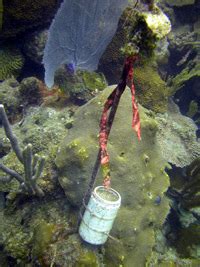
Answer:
79;186;121;245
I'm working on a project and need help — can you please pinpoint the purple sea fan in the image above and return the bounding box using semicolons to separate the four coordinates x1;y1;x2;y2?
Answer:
43;0;129;88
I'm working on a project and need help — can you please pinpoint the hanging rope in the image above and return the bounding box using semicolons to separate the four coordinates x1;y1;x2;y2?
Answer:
78;54;141;227
99;55;141;189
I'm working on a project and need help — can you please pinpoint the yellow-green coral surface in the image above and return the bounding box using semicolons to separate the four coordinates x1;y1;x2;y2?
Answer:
56;86;170;266
134;64;169;113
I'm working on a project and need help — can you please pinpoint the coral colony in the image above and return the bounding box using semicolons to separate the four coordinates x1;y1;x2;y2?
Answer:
0;104;45;197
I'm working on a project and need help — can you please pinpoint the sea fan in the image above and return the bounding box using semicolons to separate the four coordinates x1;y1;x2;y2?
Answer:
43;0;129;88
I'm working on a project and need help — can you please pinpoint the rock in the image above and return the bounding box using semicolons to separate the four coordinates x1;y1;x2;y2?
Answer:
0;78;21;120
156;100;200;167
19;77;43;106
23;30;48;65
1;0;61;40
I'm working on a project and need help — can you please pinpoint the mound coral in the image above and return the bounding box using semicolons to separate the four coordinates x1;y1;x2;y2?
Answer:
55;85;170;266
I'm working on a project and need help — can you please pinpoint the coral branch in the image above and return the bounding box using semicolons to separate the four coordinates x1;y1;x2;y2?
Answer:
0;104;45;197
0;104;23;163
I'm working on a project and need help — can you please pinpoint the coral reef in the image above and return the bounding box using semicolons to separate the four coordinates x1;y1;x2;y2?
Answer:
0;46;24;80
55;84;200;265
0;104;74;196
0;102;80;263
0;0;199;265
162;158;200;261
141;6;171;39
157;0;200;130
0;198;73;265
38;233;101;267
0;189;101;266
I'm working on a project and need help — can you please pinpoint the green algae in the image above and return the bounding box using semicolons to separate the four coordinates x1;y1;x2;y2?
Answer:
170;63;200;94
0;46;24;80
186;100;198;118
81;71;107;92
32;220;56;258
75;251;99;267
55;68;107;101
68;139;89;164
4;229;32;260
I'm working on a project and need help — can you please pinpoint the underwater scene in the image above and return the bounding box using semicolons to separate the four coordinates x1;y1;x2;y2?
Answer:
0;0;200;266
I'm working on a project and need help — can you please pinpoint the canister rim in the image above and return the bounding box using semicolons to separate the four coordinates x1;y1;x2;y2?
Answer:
94;186;121;205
